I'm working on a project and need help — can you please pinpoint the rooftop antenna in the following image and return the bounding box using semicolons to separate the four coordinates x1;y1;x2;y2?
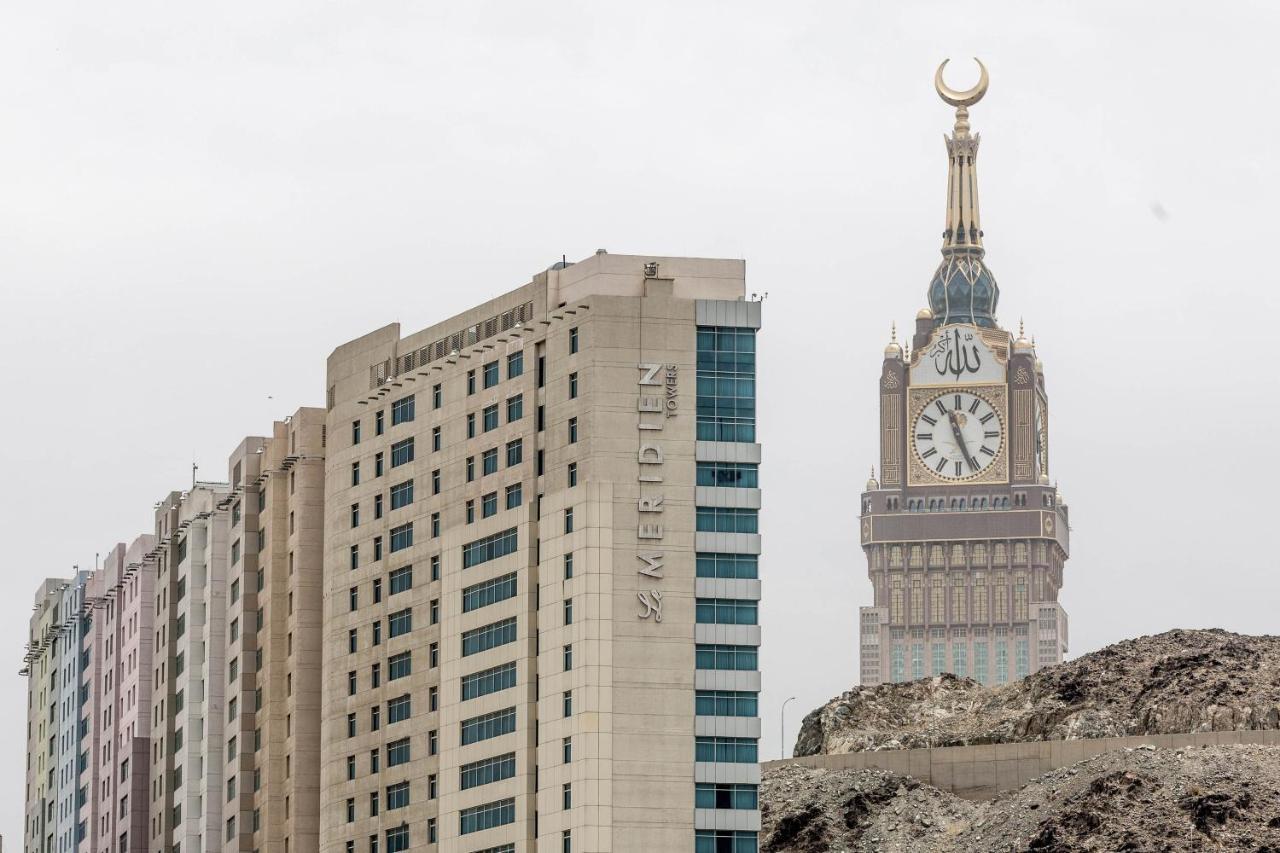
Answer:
192;461;198;489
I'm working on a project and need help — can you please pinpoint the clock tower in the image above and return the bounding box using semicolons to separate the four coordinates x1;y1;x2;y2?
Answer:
858;60;1070;686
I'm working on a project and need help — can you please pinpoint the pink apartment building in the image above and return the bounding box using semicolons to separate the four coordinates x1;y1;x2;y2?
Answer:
79;534;156;853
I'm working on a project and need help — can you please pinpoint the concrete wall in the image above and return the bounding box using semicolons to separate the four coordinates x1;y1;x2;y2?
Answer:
764;729;1280;800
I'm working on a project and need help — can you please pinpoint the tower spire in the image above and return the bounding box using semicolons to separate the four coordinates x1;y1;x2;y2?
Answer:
927;58;1001;329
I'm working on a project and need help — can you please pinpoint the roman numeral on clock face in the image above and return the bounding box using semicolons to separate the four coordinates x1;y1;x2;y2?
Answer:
935;456;948;473
980;446;995;457
921;414;937;426
984;430;999;439
980;413;995;424
922;448;937;459
969;398;981;414
916;433;933;441
936;400;948;416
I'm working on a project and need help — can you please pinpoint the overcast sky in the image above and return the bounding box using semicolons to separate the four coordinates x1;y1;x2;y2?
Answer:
4;0;1279;835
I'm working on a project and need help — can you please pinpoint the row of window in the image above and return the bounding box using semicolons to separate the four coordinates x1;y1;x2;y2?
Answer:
696;507;758;534
696;553;758;580
695;599;758;626
696;326;757;443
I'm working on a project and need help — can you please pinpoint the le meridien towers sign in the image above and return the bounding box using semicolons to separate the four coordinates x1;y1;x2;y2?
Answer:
636;362;678;622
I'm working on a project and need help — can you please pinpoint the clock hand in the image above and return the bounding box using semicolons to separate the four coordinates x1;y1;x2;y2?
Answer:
948;410;978;471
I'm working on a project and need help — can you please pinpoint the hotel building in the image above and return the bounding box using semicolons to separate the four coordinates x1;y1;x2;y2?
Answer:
79;534;157;853
146;483;231;853
221;409;326;852
23;571;92;853
321;252;764;853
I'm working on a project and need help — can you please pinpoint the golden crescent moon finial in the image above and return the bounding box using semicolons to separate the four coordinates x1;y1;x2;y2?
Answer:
935;57;989;108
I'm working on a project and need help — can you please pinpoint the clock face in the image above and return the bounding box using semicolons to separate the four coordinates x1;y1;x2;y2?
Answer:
912;389;1005;481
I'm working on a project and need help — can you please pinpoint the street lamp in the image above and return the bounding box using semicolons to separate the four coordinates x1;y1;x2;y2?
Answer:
780;696;797;760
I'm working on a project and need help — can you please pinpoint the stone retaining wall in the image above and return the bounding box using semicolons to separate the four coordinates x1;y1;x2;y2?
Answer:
763;729;1280;800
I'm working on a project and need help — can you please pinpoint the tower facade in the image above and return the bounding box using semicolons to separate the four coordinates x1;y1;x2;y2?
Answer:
858;61;1070;687
321;253;763;853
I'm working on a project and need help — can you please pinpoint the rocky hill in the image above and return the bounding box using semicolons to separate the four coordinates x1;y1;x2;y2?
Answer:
796;629;1280;755
761;744;1280;852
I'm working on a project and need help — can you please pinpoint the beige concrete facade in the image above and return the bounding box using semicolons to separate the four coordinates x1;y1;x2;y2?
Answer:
322;253;762;853
221;409;327;852
768;729;1280;800
146;483;231;853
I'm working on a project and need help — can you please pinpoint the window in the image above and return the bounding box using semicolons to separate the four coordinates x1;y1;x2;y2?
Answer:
567;461;577;487
506;394;523;422
387;694;411;724
462;573;517;613
390;438;414;468
431;512;440;537
466;456;475;482
569;326;579;353
563;736;572;763
231;539;241;564
459;798;515;835
695;691;759;717
466;499;476;524
346;713;357;738
389;566;413;595
371;663;381;688
347;671;357;696
463;527;518;568
429;641;439;667
564;552;574;579
387;737;410;767
386;825;409;853
432;383;442;409
482;492;498;518
370;789;379;817
430;598;440;624
467;412;477;438
695;644;758;671
696;598;758;625
373;619;382;645
429;729;439;755
389;652;411;681
482;447;498;475
695;831;759;853
375;409;385;435
373;578;383;603
373;536;383;561
391;394;415;425
432;426;441;452
460;752;516;790
371;704;381;731
696;326;757;442
564;598;574;625
695;553;759;579
505;483;522;509
386;781;410;810
429;774;438;799
563;690;573;717
563;644;573;670
457;706;519;750
348;629;358;654
467;369;476;394
430;554;440;581
351;462;361;486
350;503;360;528
564;507;574;533
388;608;412;638
390;479;413;510
695;507;758;534
568;417;578;443
352;420;362;445
375;452;384;477
480;359;499;388
568;371;579;400
389;523;413;553
462;617;517;656
483;404;499;432
695;783;759;810
507;350;523;378
346;755;356;780
696;461;759;488
506;438;523;467
695;737;758;763
460;662;517;701
537;404;545;431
